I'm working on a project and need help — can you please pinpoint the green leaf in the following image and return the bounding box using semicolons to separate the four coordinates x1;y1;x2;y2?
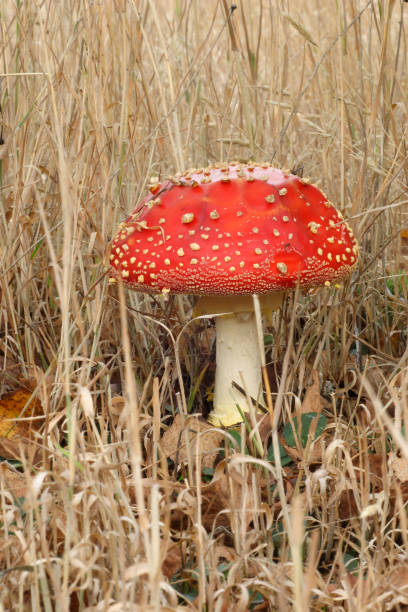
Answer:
202;466;214;481
228;429;249;454
267;438;292;466
56;445;84;471
30;239;43;259
249;589;265;609
283;412;326;448
187;363;209;412
386;271;408;295
344;552;359;574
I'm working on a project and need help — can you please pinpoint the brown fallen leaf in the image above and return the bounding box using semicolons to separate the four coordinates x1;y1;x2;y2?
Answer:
200;457;278;531
256;413;273;444
126;476;184;509
340;564;408;607
390;455;408;487
355;453;386;492
349;453;408;511
212;544;236;564
300;370;323;414
0;354;21;390
332;572;375;610
389;563;408;592
0;462;27;499
162;546;183;579
0;388;43;460
337;488;360;521
107;606;184;612
160;413;224;470
329;563;408;611
356;398;376;426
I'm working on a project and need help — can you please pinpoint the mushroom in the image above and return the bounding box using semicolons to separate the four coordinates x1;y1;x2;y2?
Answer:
109;162;358;427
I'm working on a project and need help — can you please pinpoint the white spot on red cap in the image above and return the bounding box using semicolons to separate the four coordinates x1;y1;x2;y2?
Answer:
308;221;320;234
277;262;287;274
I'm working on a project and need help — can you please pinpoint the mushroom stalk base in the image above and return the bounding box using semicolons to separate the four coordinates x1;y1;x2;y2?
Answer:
208;311;264;427
195;293;283;427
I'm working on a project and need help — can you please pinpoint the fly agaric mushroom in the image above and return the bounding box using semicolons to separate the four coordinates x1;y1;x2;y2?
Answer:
109;162;358;426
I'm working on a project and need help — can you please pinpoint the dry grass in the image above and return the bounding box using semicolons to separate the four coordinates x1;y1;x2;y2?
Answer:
0;0;408;610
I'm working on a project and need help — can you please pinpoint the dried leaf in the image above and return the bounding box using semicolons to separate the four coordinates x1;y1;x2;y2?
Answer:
352;453;385;492
256;413;273;444
390;456;408;483
109;395;151;434
339;572;373;606
300;371;323;414
0;388;43;460
0;354;20;389
199;466;231;529
212;545;236;563
126;477;184;507
337;488;359;521
107;605;182;612
0;126;11;160
356;399;376;426
200;457;276;530
162;547;183;579
160;413;224;470
0;463;27;499
388;563;408;592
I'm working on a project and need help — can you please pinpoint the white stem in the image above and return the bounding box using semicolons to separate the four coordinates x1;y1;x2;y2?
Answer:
208;311;263;427
195;293;283;428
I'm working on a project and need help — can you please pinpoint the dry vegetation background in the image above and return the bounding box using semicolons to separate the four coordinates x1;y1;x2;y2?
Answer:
0;0;408;610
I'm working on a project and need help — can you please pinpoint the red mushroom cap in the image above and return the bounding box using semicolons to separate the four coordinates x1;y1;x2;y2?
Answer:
109;162;358;295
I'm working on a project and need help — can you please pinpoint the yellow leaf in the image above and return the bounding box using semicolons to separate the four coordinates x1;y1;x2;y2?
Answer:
0;389;42;459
